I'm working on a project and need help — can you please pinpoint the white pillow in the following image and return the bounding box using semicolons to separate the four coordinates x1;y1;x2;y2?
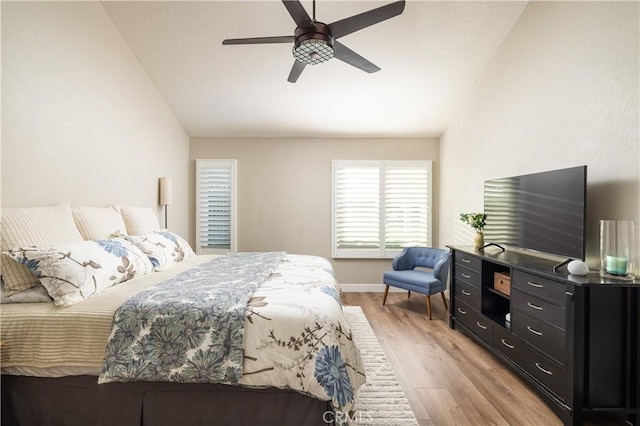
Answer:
6;237;154;307
1;281;52;304
1;204;84;294
122;230;195;270
118;205;161;236
72;205;128;240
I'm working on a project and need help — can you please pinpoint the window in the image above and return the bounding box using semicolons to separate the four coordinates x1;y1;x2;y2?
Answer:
196;159;237;254
332;160;432;258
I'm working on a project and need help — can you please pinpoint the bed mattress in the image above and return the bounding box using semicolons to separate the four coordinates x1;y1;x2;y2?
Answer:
2;255;218;376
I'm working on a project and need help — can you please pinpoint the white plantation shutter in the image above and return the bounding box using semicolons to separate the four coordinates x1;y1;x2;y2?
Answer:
384;164;431;250
196;159;237;254
334;162;381;256
332;160;432;258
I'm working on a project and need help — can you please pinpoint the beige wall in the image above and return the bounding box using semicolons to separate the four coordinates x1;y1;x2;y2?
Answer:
1;2;190;239
190;138;439;286
5;1;637;284
440;2;639;273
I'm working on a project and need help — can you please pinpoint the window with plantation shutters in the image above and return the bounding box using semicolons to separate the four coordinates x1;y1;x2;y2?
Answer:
332;160;432;258
196;159;237;254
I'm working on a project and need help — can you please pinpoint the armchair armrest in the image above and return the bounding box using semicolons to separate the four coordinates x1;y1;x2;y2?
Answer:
391;247;413;270
433;253;451;280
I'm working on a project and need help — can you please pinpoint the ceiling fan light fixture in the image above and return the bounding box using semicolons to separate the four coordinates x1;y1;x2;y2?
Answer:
293;38;334;65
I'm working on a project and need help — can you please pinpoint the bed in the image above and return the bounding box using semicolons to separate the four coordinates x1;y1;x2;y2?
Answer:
0;204;365;426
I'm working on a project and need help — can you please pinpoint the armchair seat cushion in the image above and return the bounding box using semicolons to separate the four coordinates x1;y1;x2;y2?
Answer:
383;270;443;294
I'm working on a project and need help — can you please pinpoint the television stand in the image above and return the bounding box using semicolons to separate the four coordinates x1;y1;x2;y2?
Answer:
448;245;639;426
478;242;505;252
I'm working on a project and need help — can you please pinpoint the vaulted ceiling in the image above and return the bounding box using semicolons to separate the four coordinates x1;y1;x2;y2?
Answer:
103;1;527;138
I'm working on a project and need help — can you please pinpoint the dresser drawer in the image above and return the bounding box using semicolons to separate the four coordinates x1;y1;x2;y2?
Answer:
454;280;481;310
512;270;566;305
455;267;481;289
494;326;565;400
512;308;565;364
519;348;566;400
454;298;493;346
511;288;565;330
493;326;526;364
454;251;481;271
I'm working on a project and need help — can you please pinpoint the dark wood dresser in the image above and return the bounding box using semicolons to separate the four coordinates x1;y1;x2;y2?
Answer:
448;245;639;426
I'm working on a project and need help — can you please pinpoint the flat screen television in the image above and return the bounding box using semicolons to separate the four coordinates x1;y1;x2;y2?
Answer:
483;165;587;260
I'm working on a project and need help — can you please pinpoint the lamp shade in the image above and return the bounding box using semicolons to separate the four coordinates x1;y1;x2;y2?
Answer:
159;177;173;205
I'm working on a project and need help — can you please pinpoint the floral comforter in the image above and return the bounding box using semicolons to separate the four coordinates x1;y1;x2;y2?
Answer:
98;253;365;422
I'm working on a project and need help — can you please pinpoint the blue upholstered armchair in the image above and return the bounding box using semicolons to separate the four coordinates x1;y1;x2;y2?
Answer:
382;247;451;319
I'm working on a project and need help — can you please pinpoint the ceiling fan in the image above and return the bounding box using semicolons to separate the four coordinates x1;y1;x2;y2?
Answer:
222;0;406;83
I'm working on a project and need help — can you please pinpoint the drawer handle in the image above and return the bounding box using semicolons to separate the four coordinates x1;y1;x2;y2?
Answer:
462;273;471;279
527;281;544;288
527;325;543;336
527;302;543;311
535;362;553;376
501;339;515;349
461;258;471;263
462;290;471;296
476;321;487;330
457;308;467;315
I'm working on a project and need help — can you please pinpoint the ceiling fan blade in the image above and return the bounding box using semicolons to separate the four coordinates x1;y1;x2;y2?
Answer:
333;41;381;74
287;60;306;83
328;0;405;39
222;36;295;45
282;1;314;29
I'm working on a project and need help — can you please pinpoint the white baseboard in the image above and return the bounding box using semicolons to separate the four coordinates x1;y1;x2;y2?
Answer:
340;284;451;299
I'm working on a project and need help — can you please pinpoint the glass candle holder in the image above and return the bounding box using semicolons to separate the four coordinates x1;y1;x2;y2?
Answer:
599;220;635;279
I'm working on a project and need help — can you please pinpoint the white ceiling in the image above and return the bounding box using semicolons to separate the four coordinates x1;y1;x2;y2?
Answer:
103;1;527;138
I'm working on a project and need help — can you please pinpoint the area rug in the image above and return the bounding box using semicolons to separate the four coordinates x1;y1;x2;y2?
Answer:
345;306;419;426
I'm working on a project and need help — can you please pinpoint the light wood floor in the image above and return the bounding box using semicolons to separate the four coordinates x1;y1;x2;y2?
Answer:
342;292;563;426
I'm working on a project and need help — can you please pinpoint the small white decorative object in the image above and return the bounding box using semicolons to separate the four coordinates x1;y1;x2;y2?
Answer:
568;260;589;276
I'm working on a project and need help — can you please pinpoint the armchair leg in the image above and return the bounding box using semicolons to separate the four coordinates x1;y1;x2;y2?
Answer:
426;295;432;320
441;292;448;310
408;291;411;299
382;285;390;306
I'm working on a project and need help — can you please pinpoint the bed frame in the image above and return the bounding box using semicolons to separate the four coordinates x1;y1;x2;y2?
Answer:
2;375;334;426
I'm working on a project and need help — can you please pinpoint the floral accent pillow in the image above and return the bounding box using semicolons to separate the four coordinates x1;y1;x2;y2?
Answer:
1;203;85;295
5;238;154;307
121;230;195;270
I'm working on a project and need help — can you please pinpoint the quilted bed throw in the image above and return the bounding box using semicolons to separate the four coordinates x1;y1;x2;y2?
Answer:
98;252;286;384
